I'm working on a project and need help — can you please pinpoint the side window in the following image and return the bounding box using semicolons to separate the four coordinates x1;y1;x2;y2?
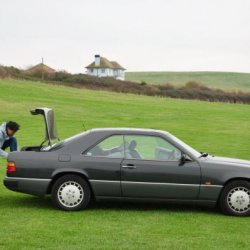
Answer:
124;135;182;161
85;135;124;158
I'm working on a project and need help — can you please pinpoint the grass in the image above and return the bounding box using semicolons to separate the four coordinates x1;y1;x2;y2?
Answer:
0;79;250;249
126;71;250;90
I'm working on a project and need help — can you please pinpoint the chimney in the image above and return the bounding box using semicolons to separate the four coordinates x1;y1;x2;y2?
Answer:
95;55;100;66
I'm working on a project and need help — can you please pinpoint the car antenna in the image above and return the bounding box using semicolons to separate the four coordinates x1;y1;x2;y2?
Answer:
82;120;87;131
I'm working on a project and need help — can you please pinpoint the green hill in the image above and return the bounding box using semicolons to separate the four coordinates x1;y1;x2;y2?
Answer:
126;71;250;90
1;79;250;249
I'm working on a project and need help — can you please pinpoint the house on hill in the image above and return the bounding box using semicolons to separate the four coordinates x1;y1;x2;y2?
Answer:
25;63;56;75
85;55;126;80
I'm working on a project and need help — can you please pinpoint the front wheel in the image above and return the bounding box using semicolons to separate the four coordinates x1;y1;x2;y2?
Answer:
219;180;250;216
52;174;91;211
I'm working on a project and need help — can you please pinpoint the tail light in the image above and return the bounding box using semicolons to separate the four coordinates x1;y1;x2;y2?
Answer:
7;162;16;173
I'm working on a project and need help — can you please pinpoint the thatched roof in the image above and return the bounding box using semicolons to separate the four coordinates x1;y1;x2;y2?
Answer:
110;61;125;70
86;57;125;70
25;63;56;74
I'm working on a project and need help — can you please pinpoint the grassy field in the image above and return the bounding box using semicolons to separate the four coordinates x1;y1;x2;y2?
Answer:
126;71;250;90
0;79;250;249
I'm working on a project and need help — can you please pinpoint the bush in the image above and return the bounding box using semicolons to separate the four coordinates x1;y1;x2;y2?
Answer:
1;64;250;105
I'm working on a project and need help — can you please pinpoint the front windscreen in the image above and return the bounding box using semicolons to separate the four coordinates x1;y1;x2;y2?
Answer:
166;133;201;158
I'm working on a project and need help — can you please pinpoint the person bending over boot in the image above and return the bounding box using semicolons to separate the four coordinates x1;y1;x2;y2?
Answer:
0;121;20;159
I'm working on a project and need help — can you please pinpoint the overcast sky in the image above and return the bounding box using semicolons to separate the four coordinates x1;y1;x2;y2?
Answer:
0;0;249;73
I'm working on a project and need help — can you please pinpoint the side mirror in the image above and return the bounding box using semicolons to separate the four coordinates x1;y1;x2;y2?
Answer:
179;154;192;166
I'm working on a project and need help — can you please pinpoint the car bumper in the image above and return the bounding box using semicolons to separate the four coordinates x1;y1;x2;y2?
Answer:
4;176;51;196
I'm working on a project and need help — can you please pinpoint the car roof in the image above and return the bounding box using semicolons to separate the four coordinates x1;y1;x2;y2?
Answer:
88;127;170;135
60;128;170;147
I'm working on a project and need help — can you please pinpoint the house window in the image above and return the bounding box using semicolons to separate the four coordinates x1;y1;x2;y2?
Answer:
91;69;94;73
101;68;105;73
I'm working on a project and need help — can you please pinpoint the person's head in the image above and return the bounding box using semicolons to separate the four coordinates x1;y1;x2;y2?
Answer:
6;121;20;137
129;140;137;150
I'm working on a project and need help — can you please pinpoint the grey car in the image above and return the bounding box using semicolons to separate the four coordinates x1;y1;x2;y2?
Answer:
3;108;250;216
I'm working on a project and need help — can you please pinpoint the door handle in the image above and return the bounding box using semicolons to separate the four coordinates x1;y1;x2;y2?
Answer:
122;164;136;169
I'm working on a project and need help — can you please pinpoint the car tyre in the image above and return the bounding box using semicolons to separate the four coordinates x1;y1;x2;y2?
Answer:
52;174;91;211
220;180;250;216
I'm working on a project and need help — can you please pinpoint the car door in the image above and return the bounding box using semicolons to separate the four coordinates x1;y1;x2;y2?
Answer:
82;135;124;197
121;135;201;199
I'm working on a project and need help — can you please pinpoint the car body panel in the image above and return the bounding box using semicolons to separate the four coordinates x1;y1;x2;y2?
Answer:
4;177;51;196
120;158;201;199
200;156;250;185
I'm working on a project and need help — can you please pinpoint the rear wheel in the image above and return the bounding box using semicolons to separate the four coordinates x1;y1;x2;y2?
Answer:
52;174;91;211
220;180;250;216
